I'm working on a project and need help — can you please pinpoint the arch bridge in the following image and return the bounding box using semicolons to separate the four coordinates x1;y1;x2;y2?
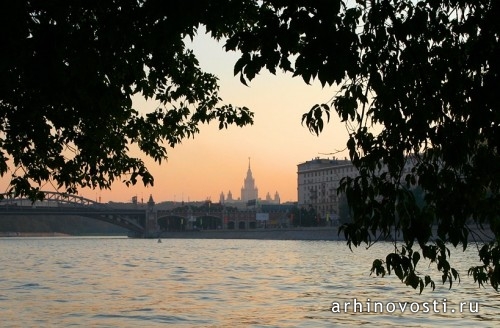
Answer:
0;191;158;237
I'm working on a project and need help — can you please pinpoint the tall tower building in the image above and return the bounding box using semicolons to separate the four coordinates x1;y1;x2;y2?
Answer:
241;158;258;202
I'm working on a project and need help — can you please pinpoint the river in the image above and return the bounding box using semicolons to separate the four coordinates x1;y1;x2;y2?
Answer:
0;237;498;327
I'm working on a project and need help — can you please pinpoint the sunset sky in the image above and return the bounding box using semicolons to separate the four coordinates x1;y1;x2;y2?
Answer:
3;29;351;204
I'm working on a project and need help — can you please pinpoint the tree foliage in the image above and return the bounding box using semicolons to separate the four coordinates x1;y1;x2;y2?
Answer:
0;0;254;200
290;205;320;227
225;0;500;292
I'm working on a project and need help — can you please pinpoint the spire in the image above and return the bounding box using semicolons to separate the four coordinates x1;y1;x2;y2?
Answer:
246;157;253;179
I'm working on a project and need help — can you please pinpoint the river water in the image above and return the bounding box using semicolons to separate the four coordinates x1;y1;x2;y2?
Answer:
0;237;498;327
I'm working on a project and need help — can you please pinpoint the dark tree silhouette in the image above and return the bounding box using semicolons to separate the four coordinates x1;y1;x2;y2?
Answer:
225;0;500;292
0;0;254;199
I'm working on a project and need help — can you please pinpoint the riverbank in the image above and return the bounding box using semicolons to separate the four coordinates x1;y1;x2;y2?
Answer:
2;226;494;241
0;232;71;237
159;227;345;241
158;225;495;242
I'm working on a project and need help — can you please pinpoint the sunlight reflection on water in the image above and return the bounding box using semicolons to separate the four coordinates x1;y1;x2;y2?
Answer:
0;237;498;327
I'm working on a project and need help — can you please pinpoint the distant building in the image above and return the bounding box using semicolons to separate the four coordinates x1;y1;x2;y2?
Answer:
297;156;415;223
219;158;280;208
227;190;234;202
264;191;281;204
241;158;258;202
297;157;354;223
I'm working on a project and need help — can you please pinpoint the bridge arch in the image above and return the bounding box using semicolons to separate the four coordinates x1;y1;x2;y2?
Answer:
157;215;187;231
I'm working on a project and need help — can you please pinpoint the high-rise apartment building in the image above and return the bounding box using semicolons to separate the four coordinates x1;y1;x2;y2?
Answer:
297;156;416;222
297;157;355;222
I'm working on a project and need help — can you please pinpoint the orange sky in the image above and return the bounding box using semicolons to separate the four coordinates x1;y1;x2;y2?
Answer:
2;30;351;204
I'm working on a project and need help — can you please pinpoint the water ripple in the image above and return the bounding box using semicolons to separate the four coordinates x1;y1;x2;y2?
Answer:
0;237;498;327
